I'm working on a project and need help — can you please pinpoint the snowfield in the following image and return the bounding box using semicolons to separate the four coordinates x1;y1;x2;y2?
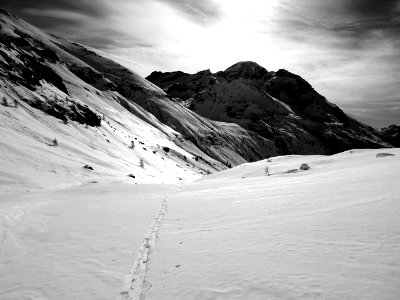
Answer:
1;148;399;299
144;149;400;300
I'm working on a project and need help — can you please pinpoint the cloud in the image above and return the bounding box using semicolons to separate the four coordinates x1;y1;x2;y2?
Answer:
2;0;105;25
2;0;400;127
154;0;222;25
343;0;400;17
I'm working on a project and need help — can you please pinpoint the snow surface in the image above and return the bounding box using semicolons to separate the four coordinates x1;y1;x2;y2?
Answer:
1;148;399;299
144;149;400;299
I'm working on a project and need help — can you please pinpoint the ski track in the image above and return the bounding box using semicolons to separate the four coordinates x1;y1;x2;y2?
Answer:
119;198;167;300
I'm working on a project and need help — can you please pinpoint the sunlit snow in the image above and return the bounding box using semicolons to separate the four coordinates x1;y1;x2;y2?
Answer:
1;147;399;299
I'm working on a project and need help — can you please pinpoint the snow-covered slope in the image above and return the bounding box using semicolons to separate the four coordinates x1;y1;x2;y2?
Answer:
0;9;279;173
0;9;224;186
1;149;399;299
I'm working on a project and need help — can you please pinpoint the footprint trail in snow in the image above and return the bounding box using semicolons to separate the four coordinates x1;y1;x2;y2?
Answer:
119;198;167;300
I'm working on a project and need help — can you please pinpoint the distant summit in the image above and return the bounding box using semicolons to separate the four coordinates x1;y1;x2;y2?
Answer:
147;62;392;155
223;61;269;80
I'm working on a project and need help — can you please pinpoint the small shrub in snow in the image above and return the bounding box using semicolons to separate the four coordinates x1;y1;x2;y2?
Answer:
265;166;270;176
139;158;144;168
128;174;135;178
300;163;310;170
1;96;7;106
83;164;93;170
52;138;58;146
130;141;135;149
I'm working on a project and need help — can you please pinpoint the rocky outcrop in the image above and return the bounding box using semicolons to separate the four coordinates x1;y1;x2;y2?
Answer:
381;125;400;147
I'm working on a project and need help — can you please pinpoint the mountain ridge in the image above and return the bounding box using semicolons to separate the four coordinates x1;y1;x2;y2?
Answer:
147;61;391;155
0;9;393;184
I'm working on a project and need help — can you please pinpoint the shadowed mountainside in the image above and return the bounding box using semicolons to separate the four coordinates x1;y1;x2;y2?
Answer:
147;61;391;155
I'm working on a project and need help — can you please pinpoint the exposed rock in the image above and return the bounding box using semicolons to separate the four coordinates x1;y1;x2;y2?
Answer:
300;163;310;170
381;125;400;147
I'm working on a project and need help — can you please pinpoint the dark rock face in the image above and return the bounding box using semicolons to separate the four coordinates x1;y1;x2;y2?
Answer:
0;23;101;127
27;97;101;126
222;61;270;82
381;125;400;147
265;69;348;123
147;62;391;155
300;163;310;170
147;69;216;100
0;33;68;94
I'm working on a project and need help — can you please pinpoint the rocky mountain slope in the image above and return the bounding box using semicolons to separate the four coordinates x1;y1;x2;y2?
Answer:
147;61;392;155
0;9;280;182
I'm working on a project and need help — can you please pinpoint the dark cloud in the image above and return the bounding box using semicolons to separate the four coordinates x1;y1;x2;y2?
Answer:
271;0;400;51
155;0;222;25
1;0;106;29
0;0;152;50
343;0;400;18
2;0;104;16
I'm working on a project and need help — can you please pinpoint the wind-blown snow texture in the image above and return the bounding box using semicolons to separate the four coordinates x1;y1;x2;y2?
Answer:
1;149;399;299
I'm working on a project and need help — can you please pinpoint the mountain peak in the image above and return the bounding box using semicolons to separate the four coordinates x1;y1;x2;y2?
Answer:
225;61;265;71
223;61;268;80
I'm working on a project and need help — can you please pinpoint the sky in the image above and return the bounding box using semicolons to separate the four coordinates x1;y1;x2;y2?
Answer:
2;0;400;127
